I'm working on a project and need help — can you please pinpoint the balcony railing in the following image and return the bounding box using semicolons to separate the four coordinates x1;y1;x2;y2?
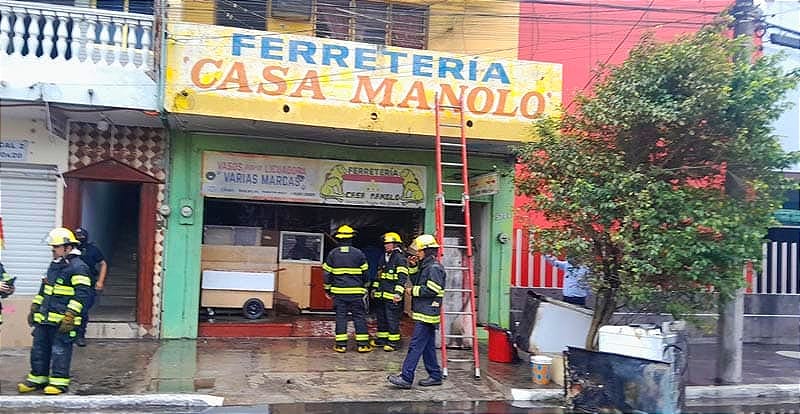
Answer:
0;0;153;70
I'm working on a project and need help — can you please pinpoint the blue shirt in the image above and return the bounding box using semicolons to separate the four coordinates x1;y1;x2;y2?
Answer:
80;243;106;283
544;255;590;298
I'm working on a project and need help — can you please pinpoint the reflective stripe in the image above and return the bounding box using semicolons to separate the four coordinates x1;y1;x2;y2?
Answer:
373;291;381;298
371;281;379;288
426;280;444;295
71;275;91;286
359;263;368;271
355;334;369;341
53;285;75;296
47;312;65;323
412;286;420;297
335;334;348;341
33;313;44;323
326;267;365;275
379;273;397;280
48;377;70;386
322;263;333;272
408;266;419;275
388;334;401;341
32;295;44;305
396;266;409;275
27;374;48;384
412;312;440;324
380;292;397;300
67;299;83;313
43;285;54;295
376;331;389;338
340;246;350;252
323;284;331;291
1;272;11;282
74;316;82;326
330;286;366;295
394;285;405;294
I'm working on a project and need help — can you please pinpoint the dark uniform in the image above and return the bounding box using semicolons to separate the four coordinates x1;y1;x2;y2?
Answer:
76;241;105;340
0;263;15;325
323;244;370;349
25;251;92;391
400;254;445;384
371;248;408;349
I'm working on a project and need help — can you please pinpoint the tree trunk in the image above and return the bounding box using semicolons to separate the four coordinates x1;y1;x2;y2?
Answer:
585;287;617;350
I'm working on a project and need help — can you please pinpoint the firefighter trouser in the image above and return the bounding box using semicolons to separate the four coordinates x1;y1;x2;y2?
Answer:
401;321;442;383
334;295;369;346
374;298;402;347
27;324;75;389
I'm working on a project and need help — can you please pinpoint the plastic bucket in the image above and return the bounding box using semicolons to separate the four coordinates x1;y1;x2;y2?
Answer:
530;355;552;385
486;324;513;363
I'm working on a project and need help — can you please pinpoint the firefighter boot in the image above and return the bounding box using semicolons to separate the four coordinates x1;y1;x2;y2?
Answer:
333;344;347;353
383;344;397;352
17;381;44;393
357;344;374;353
43;385;67;395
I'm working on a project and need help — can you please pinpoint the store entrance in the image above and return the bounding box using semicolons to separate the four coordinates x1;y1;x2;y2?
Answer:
200;198;423;328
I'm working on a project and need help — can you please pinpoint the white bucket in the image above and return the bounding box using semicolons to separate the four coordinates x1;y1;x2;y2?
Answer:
530;355;553;385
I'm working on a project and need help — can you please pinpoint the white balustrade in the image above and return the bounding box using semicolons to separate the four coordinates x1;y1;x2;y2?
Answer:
0;0;154;69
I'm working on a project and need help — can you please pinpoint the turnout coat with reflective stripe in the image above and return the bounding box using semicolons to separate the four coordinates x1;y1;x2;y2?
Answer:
0;262;13;324
372;249;409;300
322;245;369;296
411;255;446;324
32;252;91;326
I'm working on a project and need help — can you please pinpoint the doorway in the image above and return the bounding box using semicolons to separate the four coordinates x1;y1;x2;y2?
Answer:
80;181;140;322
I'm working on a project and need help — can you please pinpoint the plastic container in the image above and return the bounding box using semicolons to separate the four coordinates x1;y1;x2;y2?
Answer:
530;355;552;384
486;324;514;363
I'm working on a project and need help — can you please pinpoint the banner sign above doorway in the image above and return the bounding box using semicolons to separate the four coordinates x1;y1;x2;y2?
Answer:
202;151;426;208
165;22;562;142
469;172;500;197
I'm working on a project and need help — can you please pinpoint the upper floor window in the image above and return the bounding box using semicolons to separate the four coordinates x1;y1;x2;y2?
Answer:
214;1;427;49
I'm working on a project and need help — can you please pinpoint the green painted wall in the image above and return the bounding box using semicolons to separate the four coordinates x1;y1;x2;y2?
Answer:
161;132;514;338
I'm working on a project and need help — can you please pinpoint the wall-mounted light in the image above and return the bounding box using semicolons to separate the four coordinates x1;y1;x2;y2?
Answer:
96;120;109;131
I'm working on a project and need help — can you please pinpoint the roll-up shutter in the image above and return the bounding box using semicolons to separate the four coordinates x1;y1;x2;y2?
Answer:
0;164;58;295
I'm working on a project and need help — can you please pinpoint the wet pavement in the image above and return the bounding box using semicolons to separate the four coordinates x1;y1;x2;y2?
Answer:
1;337;797;406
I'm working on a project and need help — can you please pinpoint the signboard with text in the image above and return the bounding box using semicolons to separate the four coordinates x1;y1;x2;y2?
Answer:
0;140;28;162
202;151;426;208
469;172;500;197
165;23;562;142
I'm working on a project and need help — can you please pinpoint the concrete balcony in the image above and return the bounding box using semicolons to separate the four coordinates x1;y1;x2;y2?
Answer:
0;0;157;110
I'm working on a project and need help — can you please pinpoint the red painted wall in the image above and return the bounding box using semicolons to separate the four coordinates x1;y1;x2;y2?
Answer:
512;1;731;288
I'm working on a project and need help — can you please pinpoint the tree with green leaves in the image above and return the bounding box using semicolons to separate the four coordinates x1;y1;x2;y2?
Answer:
515;24;799;349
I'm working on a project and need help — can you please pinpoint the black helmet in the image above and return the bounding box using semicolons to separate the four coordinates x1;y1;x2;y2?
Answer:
74;227;89;243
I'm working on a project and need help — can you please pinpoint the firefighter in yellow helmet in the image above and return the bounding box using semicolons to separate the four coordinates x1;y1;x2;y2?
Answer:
388;234;445;388
370;232;409;352
18;228;92;395
323;225;372;353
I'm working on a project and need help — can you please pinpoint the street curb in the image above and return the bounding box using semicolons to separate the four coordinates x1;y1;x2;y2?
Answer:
508;384;799;404
0;393;224;409
685;384;800;405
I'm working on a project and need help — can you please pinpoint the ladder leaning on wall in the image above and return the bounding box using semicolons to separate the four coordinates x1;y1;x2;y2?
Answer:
433;92;481;379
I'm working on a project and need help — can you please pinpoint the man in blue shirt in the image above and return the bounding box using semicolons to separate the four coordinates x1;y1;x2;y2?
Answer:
73;228;108;347
543;255;590;306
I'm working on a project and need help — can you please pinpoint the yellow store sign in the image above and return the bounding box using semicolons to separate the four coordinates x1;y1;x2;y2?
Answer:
165;23;562;141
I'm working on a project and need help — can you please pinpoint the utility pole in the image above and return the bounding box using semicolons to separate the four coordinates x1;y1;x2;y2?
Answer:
716;0;759;386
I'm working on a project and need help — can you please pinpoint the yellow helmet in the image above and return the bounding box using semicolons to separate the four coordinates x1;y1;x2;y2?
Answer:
46;227;79;247
383;232;402;244
334;224;356;239
412;234;440;251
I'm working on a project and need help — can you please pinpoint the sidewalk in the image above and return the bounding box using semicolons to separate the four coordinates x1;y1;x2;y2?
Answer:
0;338;797;407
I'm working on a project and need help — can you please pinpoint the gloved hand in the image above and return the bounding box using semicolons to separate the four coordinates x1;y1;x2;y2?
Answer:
28;304;39;327
59;311;76;334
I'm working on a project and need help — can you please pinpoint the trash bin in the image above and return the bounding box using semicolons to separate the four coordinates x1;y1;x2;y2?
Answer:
486;323;514;363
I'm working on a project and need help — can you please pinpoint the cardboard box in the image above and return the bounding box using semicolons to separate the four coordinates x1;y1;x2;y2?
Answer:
277;262;312;309
201;245;277;264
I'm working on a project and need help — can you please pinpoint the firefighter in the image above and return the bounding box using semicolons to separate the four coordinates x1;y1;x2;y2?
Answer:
388;234;445;388
0;262;15;325
17;228;92;395
323;224;372;353
370;232;408;352
73;227;108;347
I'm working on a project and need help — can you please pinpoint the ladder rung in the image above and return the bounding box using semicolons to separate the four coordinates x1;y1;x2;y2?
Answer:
443;182;464;186
442;244;468;249
443;202;464;207
447;358;474;363
444;311;473;315
446;288;473;293
441;162;463;167
439;105;462;110
444;266;469;270
444;223;467;228
441;142;464;147
439;123;462;128
445;334;475;338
